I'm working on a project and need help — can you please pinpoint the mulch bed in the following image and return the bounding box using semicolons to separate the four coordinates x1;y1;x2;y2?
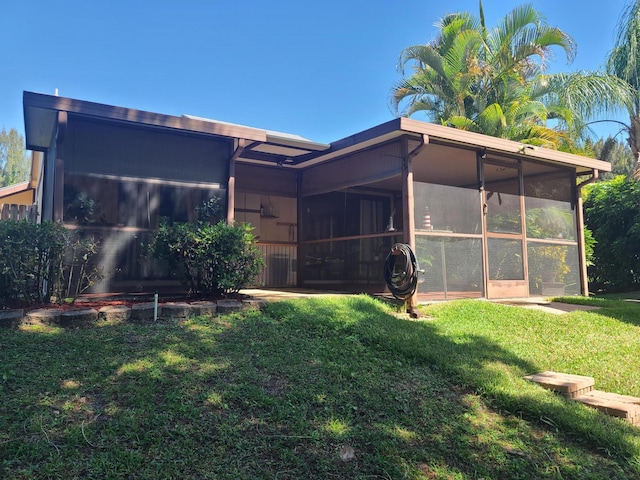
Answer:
5;293;246;313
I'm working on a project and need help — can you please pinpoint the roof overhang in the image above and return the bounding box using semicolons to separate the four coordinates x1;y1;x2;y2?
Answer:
181;114;330;165
291;117;611;174
399;118;611;174
23;91;269;150
23;91;610;175
23;91;331;163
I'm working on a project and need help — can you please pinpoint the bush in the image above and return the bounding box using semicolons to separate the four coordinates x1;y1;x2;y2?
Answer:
0;221;102;308
584;176;640;291
0;221;66;306
53;231;103;301
148;200;263;296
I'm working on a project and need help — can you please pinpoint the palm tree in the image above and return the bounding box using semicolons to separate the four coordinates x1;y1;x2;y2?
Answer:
607;0;640;176
589;136;635;179
392;2;631;152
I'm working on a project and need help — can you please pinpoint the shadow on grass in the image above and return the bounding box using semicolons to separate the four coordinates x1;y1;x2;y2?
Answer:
0;296;638;479
554;295;640;327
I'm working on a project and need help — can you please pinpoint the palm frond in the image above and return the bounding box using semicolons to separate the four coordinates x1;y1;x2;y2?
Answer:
443;115;478;131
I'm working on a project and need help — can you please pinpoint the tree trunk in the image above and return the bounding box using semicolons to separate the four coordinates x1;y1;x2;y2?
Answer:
628;115;640;180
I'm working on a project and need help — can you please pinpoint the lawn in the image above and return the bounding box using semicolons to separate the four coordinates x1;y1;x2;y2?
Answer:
1;296;639;479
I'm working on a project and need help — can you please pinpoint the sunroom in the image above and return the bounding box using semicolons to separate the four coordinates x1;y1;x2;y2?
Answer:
23;92;609;301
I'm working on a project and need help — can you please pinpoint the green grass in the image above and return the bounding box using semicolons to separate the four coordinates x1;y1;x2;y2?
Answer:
1;296;640;479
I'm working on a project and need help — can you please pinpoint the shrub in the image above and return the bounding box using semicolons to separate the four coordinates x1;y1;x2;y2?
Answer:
148;200;263;296
0;221;102;308
53;231;103;301
584;176;640;291
0;221;65;306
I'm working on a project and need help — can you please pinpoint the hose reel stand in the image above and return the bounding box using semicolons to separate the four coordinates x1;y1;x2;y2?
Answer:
383;243;423;317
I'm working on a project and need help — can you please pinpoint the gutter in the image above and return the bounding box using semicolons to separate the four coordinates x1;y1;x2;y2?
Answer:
577;169;599;190
408;133;429;159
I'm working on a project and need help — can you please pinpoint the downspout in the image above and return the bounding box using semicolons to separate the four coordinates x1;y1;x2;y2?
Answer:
576;169;599;296
402;134;430;247
402;134;429;317
226;139;246;225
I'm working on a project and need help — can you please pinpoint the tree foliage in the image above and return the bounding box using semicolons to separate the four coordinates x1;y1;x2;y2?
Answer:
607;0;640;173
587;136;635;179
392;2;631;151
583;176;640;291
0;128;30;188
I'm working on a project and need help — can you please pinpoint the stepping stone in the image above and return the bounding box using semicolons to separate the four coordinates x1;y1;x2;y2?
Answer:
61;308;98;327
574;390;640;425
98;305;131;323
161;302;192;319
190;301;217;317
216;299;243;315
524;371;594;398
131;302;161;322
0;309;24;328
24;308;61;326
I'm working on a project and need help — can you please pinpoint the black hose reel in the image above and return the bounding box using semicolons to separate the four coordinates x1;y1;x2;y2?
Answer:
383;243;422;303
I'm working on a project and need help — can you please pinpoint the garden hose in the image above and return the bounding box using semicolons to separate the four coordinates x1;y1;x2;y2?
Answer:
383;243;420;300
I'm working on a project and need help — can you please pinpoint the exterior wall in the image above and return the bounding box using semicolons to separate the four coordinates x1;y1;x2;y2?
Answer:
27;109;588;298
412;146;484;300
0;187;33;206
412;145;580;300
65;116;230;183
298;141;405;292
60;115;233;293
234;163;299;287
523;165;579;296
294;138;581;300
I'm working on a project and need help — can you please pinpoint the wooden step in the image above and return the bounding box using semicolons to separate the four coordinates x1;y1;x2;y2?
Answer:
574;390;640;425
523;371;594;398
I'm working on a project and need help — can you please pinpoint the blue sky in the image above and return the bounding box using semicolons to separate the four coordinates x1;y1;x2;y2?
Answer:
1;0;630;144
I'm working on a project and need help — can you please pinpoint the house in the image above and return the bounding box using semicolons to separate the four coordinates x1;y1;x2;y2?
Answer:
23;91;611;301
0;151;43;221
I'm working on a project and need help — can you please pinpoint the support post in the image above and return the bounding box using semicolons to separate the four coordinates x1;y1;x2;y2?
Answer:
401;136;422;316
296;170;304;287
227;139;246;225
576;169;598;296
400;134;429;315
53;111;67;222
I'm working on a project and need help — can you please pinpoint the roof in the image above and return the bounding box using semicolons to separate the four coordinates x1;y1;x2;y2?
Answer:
181;114;330;162
0;181;34;207
0;181;30;198
23;91;330;164
23;91;610;175
316;117;611;174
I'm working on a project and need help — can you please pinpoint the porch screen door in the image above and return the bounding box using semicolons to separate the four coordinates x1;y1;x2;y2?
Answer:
483;161;528;298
